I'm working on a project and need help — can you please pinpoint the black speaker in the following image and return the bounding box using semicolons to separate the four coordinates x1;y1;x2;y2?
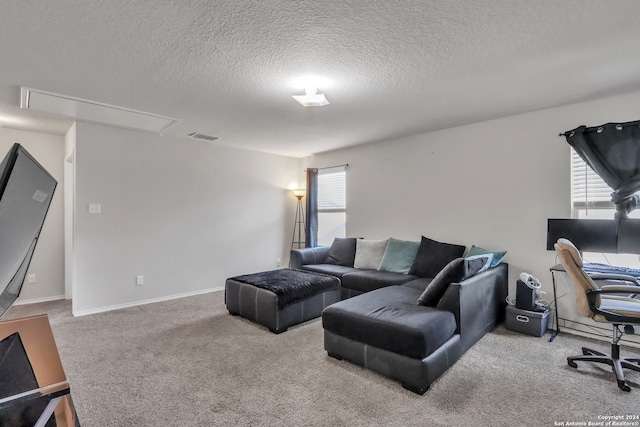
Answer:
515;279;537;311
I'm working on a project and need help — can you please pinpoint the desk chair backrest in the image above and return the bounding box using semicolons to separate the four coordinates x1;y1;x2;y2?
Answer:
554;238;599;318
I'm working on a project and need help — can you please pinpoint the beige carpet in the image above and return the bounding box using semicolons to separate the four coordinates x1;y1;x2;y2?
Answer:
5;291;640;427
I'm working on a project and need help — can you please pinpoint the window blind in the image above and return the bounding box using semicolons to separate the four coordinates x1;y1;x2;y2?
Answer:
318;169;346;212
571;149;614;209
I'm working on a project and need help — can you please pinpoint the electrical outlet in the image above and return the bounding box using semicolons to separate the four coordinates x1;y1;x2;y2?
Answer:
88;203;101;214
276;258;282;268
136;275;144;286
27;273;36;284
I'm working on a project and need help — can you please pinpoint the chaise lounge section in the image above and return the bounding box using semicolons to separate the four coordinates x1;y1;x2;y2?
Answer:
323;264;507;394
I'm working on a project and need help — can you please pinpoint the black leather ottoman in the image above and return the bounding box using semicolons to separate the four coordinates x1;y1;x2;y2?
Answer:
225;269;341;333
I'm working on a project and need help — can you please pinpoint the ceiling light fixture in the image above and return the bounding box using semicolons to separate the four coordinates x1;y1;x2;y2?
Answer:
292;87;329;107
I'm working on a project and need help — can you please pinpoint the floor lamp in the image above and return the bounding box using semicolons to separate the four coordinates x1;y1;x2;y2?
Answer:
291;189;306;249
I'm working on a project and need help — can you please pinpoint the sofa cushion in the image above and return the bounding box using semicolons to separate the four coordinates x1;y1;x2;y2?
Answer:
417;257;489;306
325;237;357;266
322;286;457;359
402;277;433;292
300;264;357;278
341;269;417;293
378;238;420;274
408;236;466;278
353;239;389;269
466;245;507;267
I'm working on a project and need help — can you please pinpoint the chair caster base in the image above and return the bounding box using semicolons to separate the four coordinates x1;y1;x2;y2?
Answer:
618;381;631;392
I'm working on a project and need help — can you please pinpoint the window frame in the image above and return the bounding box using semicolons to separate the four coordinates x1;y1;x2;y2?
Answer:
316;167;347;246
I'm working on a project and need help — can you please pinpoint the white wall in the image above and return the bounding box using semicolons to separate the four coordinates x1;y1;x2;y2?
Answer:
73;122;300;315
0;127;65;303
308;90;640;340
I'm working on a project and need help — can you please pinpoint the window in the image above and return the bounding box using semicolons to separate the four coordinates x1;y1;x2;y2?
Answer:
571;149;640;219
571;149;640;267
317;168;346;246
571;149;615;213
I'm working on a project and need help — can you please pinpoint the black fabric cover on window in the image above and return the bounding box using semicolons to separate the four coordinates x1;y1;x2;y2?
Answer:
305;168;318;247
564;120;640;218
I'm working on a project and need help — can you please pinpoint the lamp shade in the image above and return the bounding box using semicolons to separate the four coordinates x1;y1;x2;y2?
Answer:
291;189;306;198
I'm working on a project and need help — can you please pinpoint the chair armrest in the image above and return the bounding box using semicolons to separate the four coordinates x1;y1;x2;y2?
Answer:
589;272;640;283
595;285;640;294
289;246;330;268
592;278;639;288
586;285;640;307
586;286;640;323
599;285;640;293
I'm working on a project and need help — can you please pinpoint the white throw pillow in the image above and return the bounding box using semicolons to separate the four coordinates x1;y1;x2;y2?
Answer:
354;239;389;269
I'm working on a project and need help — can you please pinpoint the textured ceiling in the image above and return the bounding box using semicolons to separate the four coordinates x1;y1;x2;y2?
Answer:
1;1;640;157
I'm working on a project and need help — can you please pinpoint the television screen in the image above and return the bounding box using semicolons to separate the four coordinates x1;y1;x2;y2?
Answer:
546;218;618;252
0;143;57;318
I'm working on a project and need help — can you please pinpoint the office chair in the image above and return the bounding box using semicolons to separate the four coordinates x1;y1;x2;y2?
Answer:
554;238;640;391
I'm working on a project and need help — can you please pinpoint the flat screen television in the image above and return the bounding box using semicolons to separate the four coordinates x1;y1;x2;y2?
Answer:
0;143;57;318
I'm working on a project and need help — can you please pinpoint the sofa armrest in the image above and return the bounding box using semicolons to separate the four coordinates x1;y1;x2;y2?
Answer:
289;246;331;268
437;263;508;353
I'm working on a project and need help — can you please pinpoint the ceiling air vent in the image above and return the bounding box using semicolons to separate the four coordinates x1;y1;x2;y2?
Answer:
188;132;219;142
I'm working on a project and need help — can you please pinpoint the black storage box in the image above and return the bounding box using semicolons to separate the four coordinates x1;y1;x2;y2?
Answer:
505;305;549;337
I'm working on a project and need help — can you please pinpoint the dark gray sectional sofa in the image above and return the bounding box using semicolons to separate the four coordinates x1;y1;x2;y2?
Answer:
290;237;508;394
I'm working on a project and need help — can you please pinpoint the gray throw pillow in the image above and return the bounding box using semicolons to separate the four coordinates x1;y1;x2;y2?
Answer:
417;258;465;306
417;256;490;306
324;237;357;266
353;239;389;270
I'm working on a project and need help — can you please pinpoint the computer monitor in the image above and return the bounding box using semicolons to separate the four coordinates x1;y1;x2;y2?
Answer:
546;218;618;252
617;219;640;254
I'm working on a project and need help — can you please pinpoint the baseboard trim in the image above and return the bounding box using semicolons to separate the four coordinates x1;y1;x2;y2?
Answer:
13;295;67;305
557;317;640;350
72;286;225;317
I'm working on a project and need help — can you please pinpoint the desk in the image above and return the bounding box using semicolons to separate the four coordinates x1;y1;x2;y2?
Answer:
0;314;80;426
549;264;564;342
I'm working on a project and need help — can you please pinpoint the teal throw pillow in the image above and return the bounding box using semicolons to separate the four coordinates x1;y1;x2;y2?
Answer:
466;245;506;267
378;238;421;274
